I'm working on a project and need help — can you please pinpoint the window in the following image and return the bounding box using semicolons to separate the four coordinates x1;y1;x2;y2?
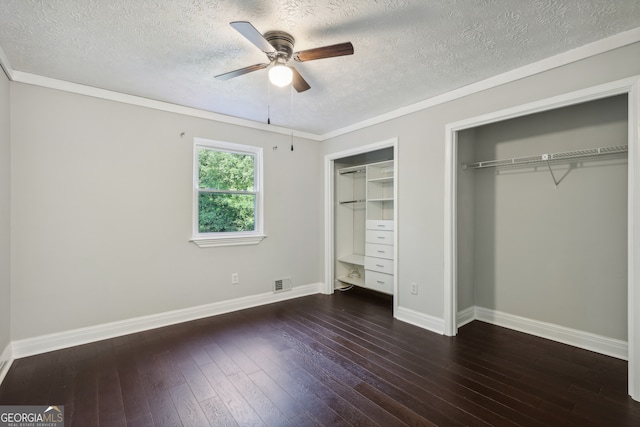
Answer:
191;138;264;247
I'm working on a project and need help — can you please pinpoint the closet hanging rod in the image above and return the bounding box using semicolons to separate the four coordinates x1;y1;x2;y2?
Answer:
339;199;366;205
463;145;628;170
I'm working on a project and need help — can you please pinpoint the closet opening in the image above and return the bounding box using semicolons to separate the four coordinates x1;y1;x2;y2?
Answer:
444;76;640;401
324;139;398;316
457;94;628;356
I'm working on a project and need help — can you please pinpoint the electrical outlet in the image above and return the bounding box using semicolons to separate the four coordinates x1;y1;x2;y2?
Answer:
231;273;239;284
410;282;418;295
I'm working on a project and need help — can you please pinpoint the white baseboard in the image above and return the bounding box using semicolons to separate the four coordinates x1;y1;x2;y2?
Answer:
11;283;324;359
396;306;444;335
473;306;628;360
0;342;12;386
456;306;475;328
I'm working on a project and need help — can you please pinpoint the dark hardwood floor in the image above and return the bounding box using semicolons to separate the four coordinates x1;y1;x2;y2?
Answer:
1;287;639;426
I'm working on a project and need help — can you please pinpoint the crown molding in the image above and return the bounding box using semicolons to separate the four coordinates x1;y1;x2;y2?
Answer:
1;27;638;141
9;70;323;142
0;43;13;80
319;26;640;140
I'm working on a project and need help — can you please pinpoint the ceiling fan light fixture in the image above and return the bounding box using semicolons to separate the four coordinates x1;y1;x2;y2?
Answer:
269;62;293;87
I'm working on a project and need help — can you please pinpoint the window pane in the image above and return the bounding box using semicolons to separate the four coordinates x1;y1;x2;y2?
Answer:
198;192;256;233
198;149;255;191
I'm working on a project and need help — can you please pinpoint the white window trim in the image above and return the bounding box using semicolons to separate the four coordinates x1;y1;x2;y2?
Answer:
191;138;265;248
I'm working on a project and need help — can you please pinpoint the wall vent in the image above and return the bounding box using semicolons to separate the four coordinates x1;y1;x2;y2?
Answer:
274;277;293;293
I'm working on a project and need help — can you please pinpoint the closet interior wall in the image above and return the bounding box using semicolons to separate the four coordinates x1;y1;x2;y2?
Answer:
457;94;629;342
334;147;394;294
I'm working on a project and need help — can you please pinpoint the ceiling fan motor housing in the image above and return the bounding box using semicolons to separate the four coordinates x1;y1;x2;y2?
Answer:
264;31;295;59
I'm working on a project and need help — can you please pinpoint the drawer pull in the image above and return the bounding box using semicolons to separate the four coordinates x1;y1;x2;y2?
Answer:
377;236;385;239
377;280;385;284
376;264;384;268
377;250;385;253
377;224;385;227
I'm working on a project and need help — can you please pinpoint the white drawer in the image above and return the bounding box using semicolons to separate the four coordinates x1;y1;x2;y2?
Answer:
365;229;394;245
366;220;394;231
365;256;394;274
365;270;393;294
365;243;394;260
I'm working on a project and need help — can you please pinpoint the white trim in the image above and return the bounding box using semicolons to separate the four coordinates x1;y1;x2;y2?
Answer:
474;307;628;361
190;234;266;248
0;43;13;80
395;306;444;335
456;306;475;328
1;29;637;141
628;77;640;399
444;128;458;336
11;71;322;142
323;154;335;295
323;138;398;314
11;283;323;359
320;28;640;139
444;75;640;401
192;138;264;246
0;342;13;386
446;77;639;133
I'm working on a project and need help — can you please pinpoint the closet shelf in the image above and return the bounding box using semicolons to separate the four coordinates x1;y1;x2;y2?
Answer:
463;145;628;170
337;275;365;287
338;254;365;266
368;177;393;183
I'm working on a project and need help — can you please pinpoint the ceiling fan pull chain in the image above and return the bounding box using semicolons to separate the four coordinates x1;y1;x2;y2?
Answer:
290;85;294;151
267;80;271;125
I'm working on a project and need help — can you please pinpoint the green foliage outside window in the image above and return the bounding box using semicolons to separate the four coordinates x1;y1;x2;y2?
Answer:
198;149;256;233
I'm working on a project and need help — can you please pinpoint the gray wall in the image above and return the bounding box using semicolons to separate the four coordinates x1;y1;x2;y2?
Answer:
468;95;628;340
5;41;640;344
10;83;324;340
323;42;640;323
0;69;10;353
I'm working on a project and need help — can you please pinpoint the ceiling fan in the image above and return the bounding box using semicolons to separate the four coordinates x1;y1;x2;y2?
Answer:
215;21;354;92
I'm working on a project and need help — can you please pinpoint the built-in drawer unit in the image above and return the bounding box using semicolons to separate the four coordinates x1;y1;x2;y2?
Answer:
365;243;394;260
365;270;393;294
364;256;393;275
365;229;394;245
366;220;394;231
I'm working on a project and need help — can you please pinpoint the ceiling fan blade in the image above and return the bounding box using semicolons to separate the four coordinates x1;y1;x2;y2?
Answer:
215;63;269;81
293;42;354;62
230;21;274;54
290;66;311;93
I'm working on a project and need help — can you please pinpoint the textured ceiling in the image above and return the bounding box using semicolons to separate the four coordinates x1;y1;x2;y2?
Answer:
0;0;639;135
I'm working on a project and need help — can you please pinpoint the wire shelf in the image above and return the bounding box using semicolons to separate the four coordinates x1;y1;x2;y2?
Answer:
463;145;628;170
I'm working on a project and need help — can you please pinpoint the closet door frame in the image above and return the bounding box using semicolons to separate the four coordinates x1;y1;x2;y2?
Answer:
323;138;398;311
444;75;640;401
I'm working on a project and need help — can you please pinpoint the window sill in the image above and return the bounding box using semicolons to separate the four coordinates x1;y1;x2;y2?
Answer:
190;234;266;248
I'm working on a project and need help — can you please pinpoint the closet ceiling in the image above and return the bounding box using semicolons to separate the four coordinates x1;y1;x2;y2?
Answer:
0;1;639;135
